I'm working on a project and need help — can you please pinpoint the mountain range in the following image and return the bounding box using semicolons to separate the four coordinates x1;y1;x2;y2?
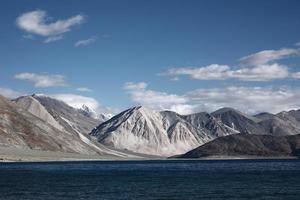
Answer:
1;94;300;160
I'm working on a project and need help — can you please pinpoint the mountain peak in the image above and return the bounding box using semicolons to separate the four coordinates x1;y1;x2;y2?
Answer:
131;105;151;112
211;107;239;115
91;106;235;156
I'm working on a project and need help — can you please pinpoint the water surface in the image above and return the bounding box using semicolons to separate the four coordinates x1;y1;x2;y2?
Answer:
0;159;299;199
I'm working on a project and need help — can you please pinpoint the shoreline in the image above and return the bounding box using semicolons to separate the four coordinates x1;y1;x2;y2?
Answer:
1;146;299;163
1;156;299;163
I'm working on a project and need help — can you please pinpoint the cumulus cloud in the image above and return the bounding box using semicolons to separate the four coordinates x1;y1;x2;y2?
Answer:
164;63;289;81
124;82;300;115
49;93;116;117
16;10;84;42
0;87;24;99
74;36;97;47
77;87;92;92
50;93;99;110
15;73;68;88
124;82;191;114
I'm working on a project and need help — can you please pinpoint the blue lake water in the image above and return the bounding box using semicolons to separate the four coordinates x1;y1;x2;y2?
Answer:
0;159;300;200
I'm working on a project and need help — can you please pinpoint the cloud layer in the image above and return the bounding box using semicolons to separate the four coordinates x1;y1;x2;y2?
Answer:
186;86;300;114
124;82;300;115
15;73;68;88
163;48;300;81
17;10;84;42
124;82;192;114
50;93;99;110
49;93;116;116
165;63;289;81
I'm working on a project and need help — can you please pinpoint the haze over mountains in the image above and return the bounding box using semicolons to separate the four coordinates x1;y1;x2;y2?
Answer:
1;94;300;160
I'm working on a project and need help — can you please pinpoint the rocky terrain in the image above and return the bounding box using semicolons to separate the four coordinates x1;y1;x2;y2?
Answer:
91;106;237;156
0;95;144;161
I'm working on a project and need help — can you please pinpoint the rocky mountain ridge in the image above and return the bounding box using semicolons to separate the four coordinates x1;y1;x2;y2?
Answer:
91;106;300;156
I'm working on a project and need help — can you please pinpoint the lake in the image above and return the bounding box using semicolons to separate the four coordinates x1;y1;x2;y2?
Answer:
0;159;299;199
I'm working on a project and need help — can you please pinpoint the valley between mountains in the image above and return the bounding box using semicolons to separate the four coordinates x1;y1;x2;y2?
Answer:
1;94;300;161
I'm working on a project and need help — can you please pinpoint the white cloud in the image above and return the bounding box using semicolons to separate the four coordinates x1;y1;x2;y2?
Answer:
186;86;300;114
0;87;24;99
16;10;84;42
292;72;300;79
15;73;68;88
164;63;289;81
50;93;99;110
74;36;97;47
77;87;92;92
163;46;300;81
239;48;299;66
124;82;190;114
228;64;289;81
43;35;63;43
295;42;300;47
124;82;300;115
34;93;116;117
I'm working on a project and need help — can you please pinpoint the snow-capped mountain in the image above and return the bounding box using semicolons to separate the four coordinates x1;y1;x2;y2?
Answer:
78;104;109;121
79;104;98;119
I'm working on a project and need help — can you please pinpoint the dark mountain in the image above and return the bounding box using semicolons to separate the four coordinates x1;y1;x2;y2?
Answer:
288;109;300;122
254;112;275;121
177;134;300;158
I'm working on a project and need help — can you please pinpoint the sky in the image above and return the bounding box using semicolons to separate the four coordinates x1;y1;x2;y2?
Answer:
1;0;300;115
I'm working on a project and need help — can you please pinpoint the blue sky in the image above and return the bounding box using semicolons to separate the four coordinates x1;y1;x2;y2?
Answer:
1;0;300;114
